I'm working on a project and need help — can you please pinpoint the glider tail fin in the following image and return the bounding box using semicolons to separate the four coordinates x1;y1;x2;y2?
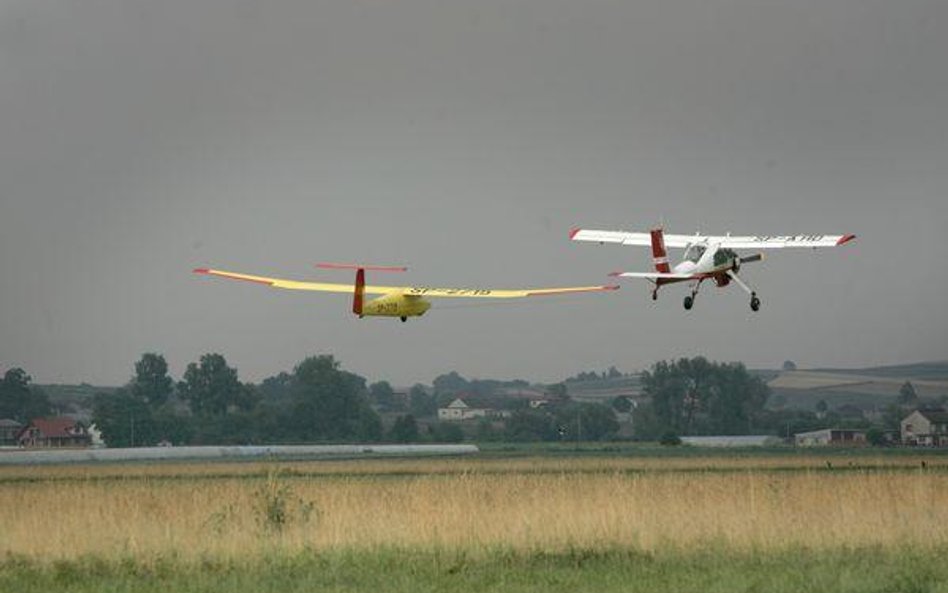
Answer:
353;268;365;316
315;263;407;318
650;228;671;273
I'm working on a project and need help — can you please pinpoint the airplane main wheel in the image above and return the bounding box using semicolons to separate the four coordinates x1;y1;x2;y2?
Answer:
750;296;761;312
400;316;408;322
652;291;658;301
683;295;694;310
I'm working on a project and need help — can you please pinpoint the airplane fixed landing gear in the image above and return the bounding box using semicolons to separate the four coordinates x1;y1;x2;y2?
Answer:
400;316;408;322
728;271;761;312
683;282;701;310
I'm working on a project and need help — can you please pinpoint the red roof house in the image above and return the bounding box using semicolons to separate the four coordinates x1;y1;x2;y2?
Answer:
17;417;91;448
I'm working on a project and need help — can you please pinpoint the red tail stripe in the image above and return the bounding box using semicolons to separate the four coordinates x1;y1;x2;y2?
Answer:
650;229;671;273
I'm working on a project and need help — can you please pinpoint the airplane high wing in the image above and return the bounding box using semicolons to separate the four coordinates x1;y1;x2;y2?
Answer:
194;263;618;321
569;228;856;249
570;226;855;312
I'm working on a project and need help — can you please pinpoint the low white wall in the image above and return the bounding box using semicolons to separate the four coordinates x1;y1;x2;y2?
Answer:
0;444;479;465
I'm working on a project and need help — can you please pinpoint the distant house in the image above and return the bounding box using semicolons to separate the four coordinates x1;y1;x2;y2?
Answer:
794;428;867;447
437;397;511;422
17;417;91;448
0;419;23;447
901;408;948;447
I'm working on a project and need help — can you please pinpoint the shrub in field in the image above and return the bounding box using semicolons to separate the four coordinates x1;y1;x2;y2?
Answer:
253;470;318;533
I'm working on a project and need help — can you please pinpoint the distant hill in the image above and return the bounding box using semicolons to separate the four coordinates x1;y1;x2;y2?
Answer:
766;361;948;411
811;361;948;381
564;375;642;403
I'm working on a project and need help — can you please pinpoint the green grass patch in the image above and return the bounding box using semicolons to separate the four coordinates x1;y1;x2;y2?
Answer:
4;546;948;593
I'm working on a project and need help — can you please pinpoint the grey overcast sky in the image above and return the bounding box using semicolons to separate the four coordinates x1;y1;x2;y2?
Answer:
1;0;946;386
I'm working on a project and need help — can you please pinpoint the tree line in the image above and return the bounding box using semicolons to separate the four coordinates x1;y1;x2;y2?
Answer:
90;353;389;447
16;354;888;446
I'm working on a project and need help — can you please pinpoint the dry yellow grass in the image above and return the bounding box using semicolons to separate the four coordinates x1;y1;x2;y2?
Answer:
1;452;944;481
3;455;947;562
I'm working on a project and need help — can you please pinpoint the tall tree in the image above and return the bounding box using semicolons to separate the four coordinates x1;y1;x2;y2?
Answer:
898;381;919;406
409;384;437;417
290;355;379;441
131;353;174;408
638;358;769;437
369;381;396;410
0;368;51;422
389;415;419;443
92;389;154;447
505;409;555;441
432;371;469;395
178;353;241;416
553;402;619;441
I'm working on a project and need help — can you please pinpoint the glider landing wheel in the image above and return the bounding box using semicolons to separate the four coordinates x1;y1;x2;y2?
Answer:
750;293;761;312
400;316;408;322
683;295;694;310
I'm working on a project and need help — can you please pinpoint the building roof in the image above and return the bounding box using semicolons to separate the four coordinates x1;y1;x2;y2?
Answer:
914;408;948;424
445;394;509;410
25;417;85;439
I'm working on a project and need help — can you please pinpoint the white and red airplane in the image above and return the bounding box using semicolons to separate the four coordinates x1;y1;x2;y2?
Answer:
569;227;856;311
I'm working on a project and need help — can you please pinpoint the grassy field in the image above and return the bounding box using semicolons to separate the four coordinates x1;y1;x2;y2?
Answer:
4;450;948;592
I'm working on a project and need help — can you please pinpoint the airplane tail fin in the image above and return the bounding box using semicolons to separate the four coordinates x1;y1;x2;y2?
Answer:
353;268;365;316
315;263;407;317
650;228;671;273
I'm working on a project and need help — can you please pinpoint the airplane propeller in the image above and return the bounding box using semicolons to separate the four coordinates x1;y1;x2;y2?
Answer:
739;253;764;264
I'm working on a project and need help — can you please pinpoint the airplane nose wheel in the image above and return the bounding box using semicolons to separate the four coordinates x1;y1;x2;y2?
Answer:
750;293;761;312
400;316;408;322
683;295;694;310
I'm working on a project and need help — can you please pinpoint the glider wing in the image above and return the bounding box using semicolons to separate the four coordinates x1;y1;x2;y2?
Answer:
195;268;618;299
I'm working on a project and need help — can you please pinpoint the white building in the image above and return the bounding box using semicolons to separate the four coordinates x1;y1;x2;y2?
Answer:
794;428;866;447
901;409;948;446
437;398;510;422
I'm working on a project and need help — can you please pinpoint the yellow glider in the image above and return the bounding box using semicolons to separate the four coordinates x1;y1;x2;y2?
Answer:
194;263;619;322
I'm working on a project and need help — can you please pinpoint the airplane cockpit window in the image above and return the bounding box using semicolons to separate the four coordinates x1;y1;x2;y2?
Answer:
683;244;706;263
